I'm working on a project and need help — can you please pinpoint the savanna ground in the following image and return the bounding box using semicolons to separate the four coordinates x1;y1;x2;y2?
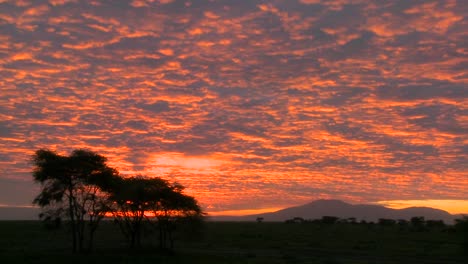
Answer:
0;220;466;264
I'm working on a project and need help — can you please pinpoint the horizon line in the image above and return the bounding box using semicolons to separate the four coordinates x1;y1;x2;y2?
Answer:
2;199;467;216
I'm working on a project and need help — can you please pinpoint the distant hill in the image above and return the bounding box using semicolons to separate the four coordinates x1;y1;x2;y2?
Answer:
0;206;40;220
1;200;462;223
209;199;458;223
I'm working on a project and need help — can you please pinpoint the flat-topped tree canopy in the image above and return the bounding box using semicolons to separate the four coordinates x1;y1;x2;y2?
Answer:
32;148;119;252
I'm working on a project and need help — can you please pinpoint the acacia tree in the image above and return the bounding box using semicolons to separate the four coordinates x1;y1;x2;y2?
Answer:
32;149;118;252
109;176;155;249
109;176;203;249
149;183;203;250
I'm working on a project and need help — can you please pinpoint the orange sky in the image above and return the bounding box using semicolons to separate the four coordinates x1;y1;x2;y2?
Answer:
0;0;466;215
374;200;468;215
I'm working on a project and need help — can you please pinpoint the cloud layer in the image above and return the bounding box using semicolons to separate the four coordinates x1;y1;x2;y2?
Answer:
0;0;466;212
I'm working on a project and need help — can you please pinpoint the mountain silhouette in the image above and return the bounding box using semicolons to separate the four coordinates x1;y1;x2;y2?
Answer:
0;200;460;223
210;199;457;223
0;206;40;220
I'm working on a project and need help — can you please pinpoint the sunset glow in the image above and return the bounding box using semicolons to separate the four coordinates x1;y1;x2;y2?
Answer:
375;200;468;215
207;207;286;217
0;0;466;215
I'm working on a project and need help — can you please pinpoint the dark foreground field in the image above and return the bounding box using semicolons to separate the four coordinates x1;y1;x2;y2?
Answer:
0;221;466;264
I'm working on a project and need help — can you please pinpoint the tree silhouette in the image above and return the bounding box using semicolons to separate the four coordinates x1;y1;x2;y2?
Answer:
321;216;339;224
32;149;118;252
454;216;468;255
410;216;425;231
109;176;203;249
109;176;155;249
149;183;203;250
378;218;396;226
425;220;445;229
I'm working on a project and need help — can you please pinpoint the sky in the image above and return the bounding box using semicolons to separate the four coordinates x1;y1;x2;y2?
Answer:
0;0;467;215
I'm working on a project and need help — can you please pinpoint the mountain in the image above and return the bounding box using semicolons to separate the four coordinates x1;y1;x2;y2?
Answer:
0;206;40;220
1;200;461;223
209;200;457;223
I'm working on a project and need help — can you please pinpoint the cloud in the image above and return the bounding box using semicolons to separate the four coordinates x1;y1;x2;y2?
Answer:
0;0;466;211
138;100;171;113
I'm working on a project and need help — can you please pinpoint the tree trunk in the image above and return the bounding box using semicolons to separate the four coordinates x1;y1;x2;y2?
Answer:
159;223;164;249
87;219;100;252
130;230;136;249
68;188;77;253
78;219;84;252
169;230;173;250
88;230;94;252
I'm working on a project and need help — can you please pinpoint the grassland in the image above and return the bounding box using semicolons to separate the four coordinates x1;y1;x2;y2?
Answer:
0;220;466;264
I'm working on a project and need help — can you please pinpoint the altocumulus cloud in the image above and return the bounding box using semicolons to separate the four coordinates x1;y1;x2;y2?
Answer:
0;0;466;212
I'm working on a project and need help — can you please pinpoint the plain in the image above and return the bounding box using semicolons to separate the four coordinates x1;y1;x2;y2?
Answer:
0;220;466;264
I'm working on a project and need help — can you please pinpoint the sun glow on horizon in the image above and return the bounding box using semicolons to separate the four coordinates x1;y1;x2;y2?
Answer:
0;0;466;212
207;207;285;217
374;200;468;214
147;153;226;175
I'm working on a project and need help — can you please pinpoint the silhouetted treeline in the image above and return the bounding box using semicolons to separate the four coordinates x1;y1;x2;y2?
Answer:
32;149;204;253
282;215;468;233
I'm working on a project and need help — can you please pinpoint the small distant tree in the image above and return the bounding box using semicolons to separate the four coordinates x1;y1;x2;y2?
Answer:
293;217;305;223
256;217;264;223
397;219;409;226
378;218;396;226
321;216;339;224
425;220;445;230
454;216;468;254
397;219;409;230
410;216;426;231
338;218;349;224
454;216;468;231
32;149;118;252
